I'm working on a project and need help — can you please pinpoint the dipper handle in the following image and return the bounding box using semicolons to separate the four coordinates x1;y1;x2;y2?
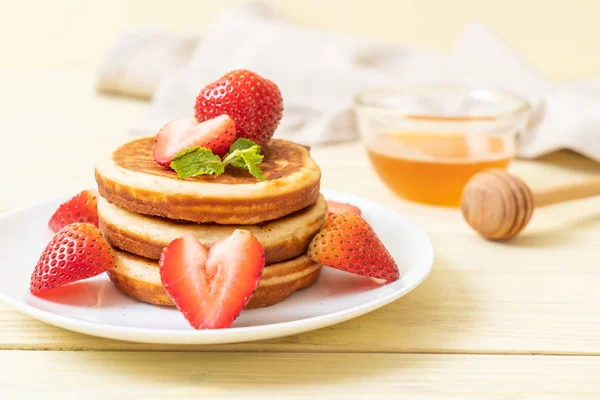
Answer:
461;170;600;240
534;177;600;207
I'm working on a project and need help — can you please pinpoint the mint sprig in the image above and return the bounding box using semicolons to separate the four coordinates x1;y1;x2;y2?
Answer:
228;138;259;153
171;147;225;178
170;139;265;181
222;144;265;180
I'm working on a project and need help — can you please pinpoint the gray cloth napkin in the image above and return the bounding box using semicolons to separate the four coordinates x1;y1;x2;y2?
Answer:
97;3;600;161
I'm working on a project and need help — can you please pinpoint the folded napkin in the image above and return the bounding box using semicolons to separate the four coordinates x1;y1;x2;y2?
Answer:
97;2;600;161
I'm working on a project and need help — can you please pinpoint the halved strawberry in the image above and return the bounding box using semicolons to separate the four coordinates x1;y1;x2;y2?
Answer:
327;200;361;216
30;223;116;293
308;213;399;281
153;114;236;167
48;190;99;232
159;231;265;329
195;70;283;146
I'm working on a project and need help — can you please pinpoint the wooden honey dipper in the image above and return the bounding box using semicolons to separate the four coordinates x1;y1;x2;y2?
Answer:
461;170;600;240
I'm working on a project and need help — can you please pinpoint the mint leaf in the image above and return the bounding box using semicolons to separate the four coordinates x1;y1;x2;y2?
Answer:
170;147;225;179
222;148;250;168
229;138;260;153
168;139;265;181
241;151;265;181
172;147;199;159
222;145;265;181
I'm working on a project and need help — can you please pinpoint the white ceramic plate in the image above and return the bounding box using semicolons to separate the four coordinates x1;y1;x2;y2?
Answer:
0;190;433;344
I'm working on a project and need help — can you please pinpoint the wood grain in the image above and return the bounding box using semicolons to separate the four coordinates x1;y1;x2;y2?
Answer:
534;177;600;207
0;351;599;399
461;170;535;240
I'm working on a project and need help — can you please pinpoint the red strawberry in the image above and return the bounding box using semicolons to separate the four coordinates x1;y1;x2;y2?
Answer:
308;213;399;281
30;223;116;293
159;231;265;329
48;190;99;232
153;114;237;167
195;69;283;146
327;200;361;216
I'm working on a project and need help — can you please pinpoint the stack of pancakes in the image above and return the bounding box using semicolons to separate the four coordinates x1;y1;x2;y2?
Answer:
94;137;325;308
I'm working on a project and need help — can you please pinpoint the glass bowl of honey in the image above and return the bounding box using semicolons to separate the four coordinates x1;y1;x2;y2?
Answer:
354;86;530;206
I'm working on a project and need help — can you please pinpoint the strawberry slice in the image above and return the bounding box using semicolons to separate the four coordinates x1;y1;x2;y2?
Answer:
153;114;236;167
30;223;116;293
159;231;265;329
327;200;361;216
308;213;399;281
48;190;99;232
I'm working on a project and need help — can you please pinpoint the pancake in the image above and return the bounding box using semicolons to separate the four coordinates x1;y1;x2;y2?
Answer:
98;194;327;264
108;250;323;309
95;138;321;224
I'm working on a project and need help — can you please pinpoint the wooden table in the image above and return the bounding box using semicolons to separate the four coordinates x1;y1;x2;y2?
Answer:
1;70;599;399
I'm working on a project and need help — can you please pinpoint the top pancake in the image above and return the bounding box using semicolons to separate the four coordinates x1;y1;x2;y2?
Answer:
95;137;321;224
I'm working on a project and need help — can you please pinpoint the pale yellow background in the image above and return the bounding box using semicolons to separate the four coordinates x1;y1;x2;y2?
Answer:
1;0;599;80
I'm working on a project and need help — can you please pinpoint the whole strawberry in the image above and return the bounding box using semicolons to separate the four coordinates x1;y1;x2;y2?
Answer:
308;213;400;281
195;70;283;146
48;190;98;232
30;223;116;293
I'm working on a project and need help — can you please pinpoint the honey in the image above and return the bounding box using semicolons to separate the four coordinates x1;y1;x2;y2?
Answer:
367;132;513;206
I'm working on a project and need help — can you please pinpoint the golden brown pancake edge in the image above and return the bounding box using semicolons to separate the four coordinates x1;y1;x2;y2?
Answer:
107;250;323;309
95;138;322;224
98;195;328;264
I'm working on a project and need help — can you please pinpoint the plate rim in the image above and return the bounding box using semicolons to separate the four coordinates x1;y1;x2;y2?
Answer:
0;190;434;344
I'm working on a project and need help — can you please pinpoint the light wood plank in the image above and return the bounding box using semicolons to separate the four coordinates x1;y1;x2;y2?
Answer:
0;351;598;399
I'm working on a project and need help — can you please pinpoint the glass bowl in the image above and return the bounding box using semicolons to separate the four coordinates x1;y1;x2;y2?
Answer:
354;86;530;206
